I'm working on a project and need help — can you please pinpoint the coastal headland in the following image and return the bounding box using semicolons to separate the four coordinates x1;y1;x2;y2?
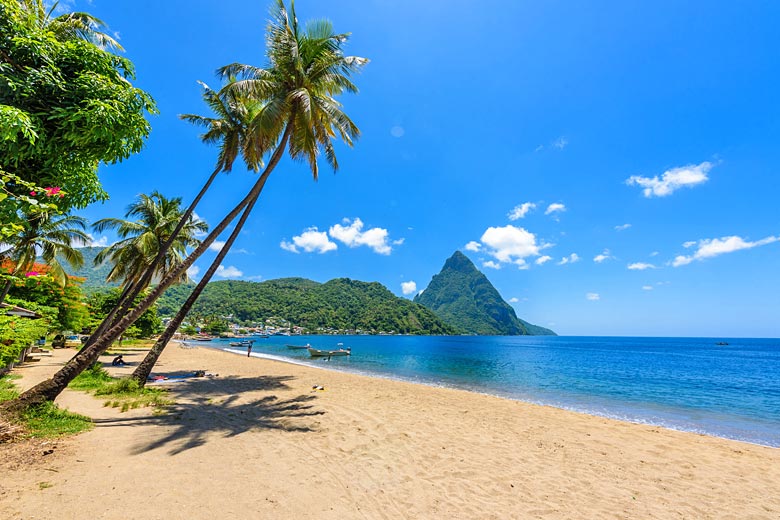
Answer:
1;346;778;519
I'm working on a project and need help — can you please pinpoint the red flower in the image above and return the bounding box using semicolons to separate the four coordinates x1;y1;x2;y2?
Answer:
44;186;62;197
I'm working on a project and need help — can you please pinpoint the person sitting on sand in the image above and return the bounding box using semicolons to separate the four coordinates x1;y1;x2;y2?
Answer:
112;354;125;366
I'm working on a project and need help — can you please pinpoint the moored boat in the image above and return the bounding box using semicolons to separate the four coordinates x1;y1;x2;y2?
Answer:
286;343;310;350
308;346;351;358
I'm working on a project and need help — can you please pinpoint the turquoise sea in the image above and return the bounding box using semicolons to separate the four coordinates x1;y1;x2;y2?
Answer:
209;335;780;447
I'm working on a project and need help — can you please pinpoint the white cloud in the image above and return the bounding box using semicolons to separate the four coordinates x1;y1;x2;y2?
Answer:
209;240;225;252
626;161;713;198
215;265;242;278
535;255;552;265
186;265;200;280
76;234;109;248
464;241;482;252
192;213;208;237
672;235;780;267
642;285;654;291
545;203;566;216
329;218;393;255
482;260;501;270
593;249;613;263
557;253;580;265
552;137;568;150
400;281;417;295
280;227;337;254
627;262;656;270
614;223;632;231
650;251;659;257
586;293;600;301
508;297;519;303
392;238;405;246
390;126;405;138
479;225;541;264
683;241;697;248
508;202;536;220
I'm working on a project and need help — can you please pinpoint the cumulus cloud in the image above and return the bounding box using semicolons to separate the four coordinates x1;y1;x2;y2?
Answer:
186;265;200;280
626;161;713;197
535;255;552;265
482;260;502;270
672;235;780;267
392;238;405;246
627;262;656;270
464;241;482;252
329;218;393;255
401;281;417;295
479;225;541;264
614;223;632;231
215;265;242;278
508;297;519;303
593;249;614;263
586;293;600;301
545;203;566;216
557;253;580;265
280;227;337;254
208;240;225;252
683;241;697;248
508;202;536;221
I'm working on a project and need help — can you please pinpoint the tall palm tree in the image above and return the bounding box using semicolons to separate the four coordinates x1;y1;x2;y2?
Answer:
9;0;367;408
19;0;123;51
131;0;368;384
0;212;89;304
92;192;207;290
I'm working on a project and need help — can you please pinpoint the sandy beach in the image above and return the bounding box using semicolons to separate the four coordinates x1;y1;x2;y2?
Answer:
1;344;778;519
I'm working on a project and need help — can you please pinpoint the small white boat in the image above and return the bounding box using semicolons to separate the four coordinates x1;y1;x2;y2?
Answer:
286;343;310;350
308;346;351;358
229;340;254;347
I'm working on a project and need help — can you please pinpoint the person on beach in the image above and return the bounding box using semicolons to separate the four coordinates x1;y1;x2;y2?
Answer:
247;343;253;357
112;355;125;366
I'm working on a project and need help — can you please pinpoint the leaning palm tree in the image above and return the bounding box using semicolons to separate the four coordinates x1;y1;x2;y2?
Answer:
8;0;367;408
92;192;207;290
0;211;89;304
18;0;123;51
131;0;368;384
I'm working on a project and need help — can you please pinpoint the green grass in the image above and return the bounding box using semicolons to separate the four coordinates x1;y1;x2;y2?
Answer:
1;375;93;439
69;363;172;412
21;401;92;438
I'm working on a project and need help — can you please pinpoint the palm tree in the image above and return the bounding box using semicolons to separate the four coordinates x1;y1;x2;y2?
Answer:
8;0;367;408
131;0;368;384
18;0;124;51
0;211;89;304
92;192;207;290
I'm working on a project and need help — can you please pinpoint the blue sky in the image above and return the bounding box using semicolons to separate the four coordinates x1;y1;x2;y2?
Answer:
70;1;779;337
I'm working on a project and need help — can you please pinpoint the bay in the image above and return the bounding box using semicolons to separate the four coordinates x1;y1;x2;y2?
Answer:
208;335;780;447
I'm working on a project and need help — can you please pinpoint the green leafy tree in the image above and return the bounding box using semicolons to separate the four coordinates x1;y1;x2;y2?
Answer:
18;0;123;50
0;0;156;209
8;273;89;332
87;289;161;339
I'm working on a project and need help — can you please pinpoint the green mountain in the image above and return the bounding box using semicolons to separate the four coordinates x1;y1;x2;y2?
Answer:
158;278;458;335
62;247;119;293
414;251;556;336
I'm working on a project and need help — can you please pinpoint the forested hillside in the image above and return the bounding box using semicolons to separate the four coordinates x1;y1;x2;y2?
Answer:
158;278;459;335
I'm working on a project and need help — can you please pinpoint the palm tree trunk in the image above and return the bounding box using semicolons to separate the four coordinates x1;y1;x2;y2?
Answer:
2;125;292;412
131;127;293;385
0;279;13;306
79;166;223;353
131;198;254;384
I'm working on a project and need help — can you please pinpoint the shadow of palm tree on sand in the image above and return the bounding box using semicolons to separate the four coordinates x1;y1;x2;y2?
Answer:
91;374;324;455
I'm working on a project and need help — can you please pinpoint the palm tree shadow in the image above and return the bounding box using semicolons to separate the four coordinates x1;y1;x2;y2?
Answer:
92;375;325;455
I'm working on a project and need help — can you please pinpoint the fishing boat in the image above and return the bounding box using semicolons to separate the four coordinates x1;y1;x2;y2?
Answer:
308;345;351;358
286;343;310;350
229;340;254;347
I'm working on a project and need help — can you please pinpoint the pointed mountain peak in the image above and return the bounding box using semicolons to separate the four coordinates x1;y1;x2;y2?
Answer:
442;250;477;273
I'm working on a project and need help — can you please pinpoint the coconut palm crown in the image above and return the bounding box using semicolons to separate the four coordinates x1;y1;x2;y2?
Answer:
218;0;368;178
92;192;208;290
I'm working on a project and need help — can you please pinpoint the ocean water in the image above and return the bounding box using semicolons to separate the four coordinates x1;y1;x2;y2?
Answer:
209;335;780;447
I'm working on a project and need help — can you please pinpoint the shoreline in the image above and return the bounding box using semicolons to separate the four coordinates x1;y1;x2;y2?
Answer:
218;344;779;449
2;344;779;519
